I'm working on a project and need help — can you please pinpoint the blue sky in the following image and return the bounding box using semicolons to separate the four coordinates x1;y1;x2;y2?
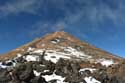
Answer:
0;0;125;57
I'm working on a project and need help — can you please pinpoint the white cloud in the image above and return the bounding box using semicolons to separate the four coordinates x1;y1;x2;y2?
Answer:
0;0;40;17
0;0;125;35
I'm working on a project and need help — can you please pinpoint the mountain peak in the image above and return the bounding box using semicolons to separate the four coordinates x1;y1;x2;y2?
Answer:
0;31;124;83
0;31;122;62
49;31;68;36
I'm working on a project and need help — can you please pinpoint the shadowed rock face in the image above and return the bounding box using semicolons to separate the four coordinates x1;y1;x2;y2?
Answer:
0;32;123;83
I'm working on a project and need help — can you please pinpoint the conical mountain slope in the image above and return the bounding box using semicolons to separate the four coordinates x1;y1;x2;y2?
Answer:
0;31;121;62
0;31;124;83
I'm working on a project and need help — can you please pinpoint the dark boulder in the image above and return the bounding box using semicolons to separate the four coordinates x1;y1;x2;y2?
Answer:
30;76;47;83
0;69;12;83
14;62;35;82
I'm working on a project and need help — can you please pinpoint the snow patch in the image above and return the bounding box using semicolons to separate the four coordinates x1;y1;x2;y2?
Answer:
84;77;101;83
79;68;96;73
44;50;70;63
40;64;46;67
27;47;35;52
0;60;16;69
32;50;44;54
62;47;92;59
51;39;60;44
42;72;65;83
44;70;50;72
97;59;114;67
17;54;22;57
0;62;8;69
33;70;41;76
25;55;40;62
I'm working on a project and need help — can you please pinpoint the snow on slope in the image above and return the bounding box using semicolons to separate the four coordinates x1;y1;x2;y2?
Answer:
0;54;22;69
25;55;40;62
0;46;115;69
0;62;8;69
28;46;92;63
79;68;96;74
33;70;66;83
44;51;70;63
84;77;101;83
33;70;41;76
97;59;114;67
28;47;114;66
42;73;65;83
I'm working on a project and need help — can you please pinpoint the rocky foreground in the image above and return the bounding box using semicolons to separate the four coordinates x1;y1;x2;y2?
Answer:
0;50;125;83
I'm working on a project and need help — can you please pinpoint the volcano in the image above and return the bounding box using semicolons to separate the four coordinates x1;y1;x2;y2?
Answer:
0;31;124;83
0;31;121;62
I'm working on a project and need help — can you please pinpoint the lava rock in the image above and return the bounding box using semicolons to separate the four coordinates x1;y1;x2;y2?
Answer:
0;69;12;83
30;76;47;83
